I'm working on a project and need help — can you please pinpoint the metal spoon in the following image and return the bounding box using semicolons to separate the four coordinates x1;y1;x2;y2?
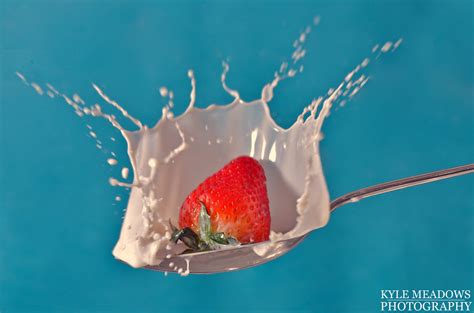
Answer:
146;164;474;274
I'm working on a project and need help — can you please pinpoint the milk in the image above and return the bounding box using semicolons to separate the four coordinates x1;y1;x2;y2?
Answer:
16;17;401;274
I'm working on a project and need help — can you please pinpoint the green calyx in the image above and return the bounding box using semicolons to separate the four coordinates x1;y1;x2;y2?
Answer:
170;202;240;253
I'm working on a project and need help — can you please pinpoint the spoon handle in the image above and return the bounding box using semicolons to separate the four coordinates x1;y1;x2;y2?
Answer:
330;163;474;212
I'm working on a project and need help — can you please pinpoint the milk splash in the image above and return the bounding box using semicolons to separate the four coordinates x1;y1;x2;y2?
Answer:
17;18;401;274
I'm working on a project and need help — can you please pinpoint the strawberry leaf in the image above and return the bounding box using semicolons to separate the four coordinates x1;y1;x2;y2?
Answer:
198;202;212;244
170;229;184;243
209;232;228;244
226;236;240;246
169;219;178;232
173;227;200;250
169;220;182;243
209;232;241;246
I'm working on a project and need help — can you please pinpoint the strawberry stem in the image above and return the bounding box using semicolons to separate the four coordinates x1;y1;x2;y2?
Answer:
169;202;240;253
198;201;212;245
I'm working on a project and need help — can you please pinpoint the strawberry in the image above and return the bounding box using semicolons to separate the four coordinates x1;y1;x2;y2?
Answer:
171;156;271;251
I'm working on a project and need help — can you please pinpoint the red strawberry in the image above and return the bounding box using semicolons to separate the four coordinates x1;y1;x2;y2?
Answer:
177;156;271;247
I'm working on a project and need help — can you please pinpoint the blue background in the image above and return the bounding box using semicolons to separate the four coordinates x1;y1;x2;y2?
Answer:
1;1;473;312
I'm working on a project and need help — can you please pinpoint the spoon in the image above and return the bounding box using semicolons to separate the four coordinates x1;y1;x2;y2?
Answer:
146;163;474;274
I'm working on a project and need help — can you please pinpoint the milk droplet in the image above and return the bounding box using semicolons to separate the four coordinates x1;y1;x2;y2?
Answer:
159;87;168;97
181;258;191;276
313;15;320;25
393;38;403;50
299;33;306;43
121;167;129;179
73;93;85;105
381;41;393;53
148;158;158;168
16;72;27;84
31;83;44;95
107;158;118;166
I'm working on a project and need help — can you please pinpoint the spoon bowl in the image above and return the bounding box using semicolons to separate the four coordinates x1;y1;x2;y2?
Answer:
147;236;306;274
146;164;473;274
